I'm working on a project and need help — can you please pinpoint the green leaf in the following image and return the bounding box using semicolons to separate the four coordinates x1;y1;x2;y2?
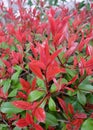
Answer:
8;88;18;97
79;1;85;9
13;65;22;72
28;90;45;102
49;97;56;111
3;79;11;93
87;94;93;104
46;112;58;127
50;84;57;93
28;0;33;6
66;68;76;77
14;127;21;130
40;99;47;108
1;102;23;114
79;84;93;92
78;76;93;92
81;118;93;130
86;3;90;11
79;76;91;85
73;101;85;112
68;90;77;97
0;124;7;129
0;42;9;49
11;71;21;84
61;78;68;84
77;91;86;105
37;78;45;89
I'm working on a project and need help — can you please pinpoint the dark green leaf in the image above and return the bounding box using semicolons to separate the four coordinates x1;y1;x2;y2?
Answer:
77;91;86;105
28;0;33;6
86;3;90;11
73;101;85;112
46;112;58;126
79;1;85;9
79;85;93;92
79;76;93;92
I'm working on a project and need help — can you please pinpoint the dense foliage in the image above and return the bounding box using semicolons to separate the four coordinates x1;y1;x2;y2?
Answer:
0;0;93;130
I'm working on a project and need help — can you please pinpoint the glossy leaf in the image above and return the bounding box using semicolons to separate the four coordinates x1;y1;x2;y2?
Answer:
34;124;43;130
37;78;45;89
46;112;58;126
77;91;86;105
20;78;30;92
8;88;18;97
25;113;34;124
3;79;11;93
28;90;45;102
12;100;32;110
29;62;43;79
16;118;28;128
34;107;46;122
81;118;93;130
57;97;68;114
1;102;23;114
49;97;56;111
74;113;87;119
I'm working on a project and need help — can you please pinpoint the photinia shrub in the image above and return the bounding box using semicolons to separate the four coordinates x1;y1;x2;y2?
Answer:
0;0;93;130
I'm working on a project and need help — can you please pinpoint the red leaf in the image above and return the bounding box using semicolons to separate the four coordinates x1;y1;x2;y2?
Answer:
68;104;74;114
86;45;93;56
74;113;87;119
48;49;62;65
65;87;74;92
57;97;68;114
46;66;61;81
48;16;56;36
72;119;83;129
73;15;81;29
66;124;72;130
68;34;77;48
53;32;62;47
25;113;34;125
37;61;46;70
12;100;32;110
68;75;78;85
86;56;93;69
17;92;27;99
74;56;78;67
79;58;86;75
78;36;84;52
20;78;30;92
0;87;8;99
29;62;43;79
86;103;93;110
34;107;46;122
16;118;28;128
31;78;37;91
39;41;50;66
64;43;78;58
34;124;44;130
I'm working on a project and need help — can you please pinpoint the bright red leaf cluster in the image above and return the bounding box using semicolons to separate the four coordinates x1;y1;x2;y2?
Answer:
0;0;93;130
